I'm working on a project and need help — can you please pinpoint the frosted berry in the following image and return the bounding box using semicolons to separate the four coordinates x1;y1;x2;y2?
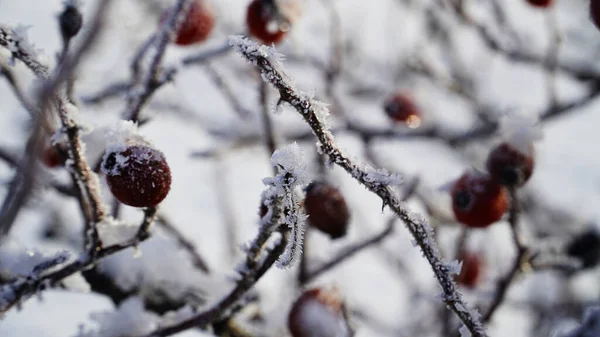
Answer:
526;0;553;8
288;288;350;337
383;92;421;128
161;0;214;46
58;4;83;40
451;171;508;228
304;182;350;239
486;142;535;187
566;229;600;270
102;145;171;208
455;251;484;288
246;0;288;44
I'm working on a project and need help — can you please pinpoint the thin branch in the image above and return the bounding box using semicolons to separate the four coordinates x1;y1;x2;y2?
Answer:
301;218;395;283
0;207;157;313
123;0;194;122
0;63;38;114
205;63;253;119
260;81;277;165
141;221;287;337
81;42;231;105
231;36;487;337
0;111;49;235
481;188;527;323
156;213;211;273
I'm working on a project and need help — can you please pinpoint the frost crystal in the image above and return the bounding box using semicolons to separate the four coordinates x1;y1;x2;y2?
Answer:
263;142;311;191
446;259;463;276
101;121;153;176
229;35;332;130
498;113;543;155
459;325;472;337
75;297;159;337
228;35;285;66
362;164;404;186
10;25;41;59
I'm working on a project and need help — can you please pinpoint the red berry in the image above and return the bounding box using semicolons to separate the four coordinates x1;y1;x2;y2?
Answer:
288;288;349;337
455;251;484;288
102;145;171;208
486;142;535;187
383;92;421;128
591;0;600;30
526;0;553;8
246;0;288;45
41;144;64;168
451;171;508;228
161;0;214;46
304;182;350;239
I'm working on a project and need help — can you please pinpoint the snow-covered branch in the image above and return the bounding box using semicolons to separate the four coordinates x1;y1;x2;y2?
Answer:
230;35;487;337
0;207;157;313
0;16;108;251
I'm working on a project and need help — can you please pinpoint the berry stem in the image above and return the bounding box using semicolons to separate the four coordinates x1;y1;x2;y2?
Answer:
481;188;528;323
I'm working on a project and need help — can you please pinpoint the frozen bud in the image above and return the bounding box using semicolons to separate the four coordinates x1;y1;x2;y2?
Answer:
59;4;83;40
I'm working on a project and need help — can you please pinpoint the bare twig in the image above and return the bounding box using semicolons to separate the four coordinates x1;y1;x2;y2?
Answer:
156;213;211;273
481;188;527;323
123;0;194;122
82;42;231;105
301;218;395;283
205;63;253;119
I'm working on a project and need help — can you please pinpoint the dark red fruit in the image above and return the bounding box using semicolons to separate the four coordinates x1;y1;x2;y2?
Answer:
288;288;349;337
304;182;350;239
383;92;421;128
161;0;214;46
526;0;553;8
246;0;288;44
566;229;600;270
102;145;171;208
455;251;484;288
41;144;64;168
451;171;508;228
486;142;535;187
591;0;600;30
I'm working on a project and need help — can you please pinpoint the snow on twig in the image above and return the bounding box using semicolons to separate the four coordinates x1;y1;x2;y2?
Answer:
230;35;488;337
